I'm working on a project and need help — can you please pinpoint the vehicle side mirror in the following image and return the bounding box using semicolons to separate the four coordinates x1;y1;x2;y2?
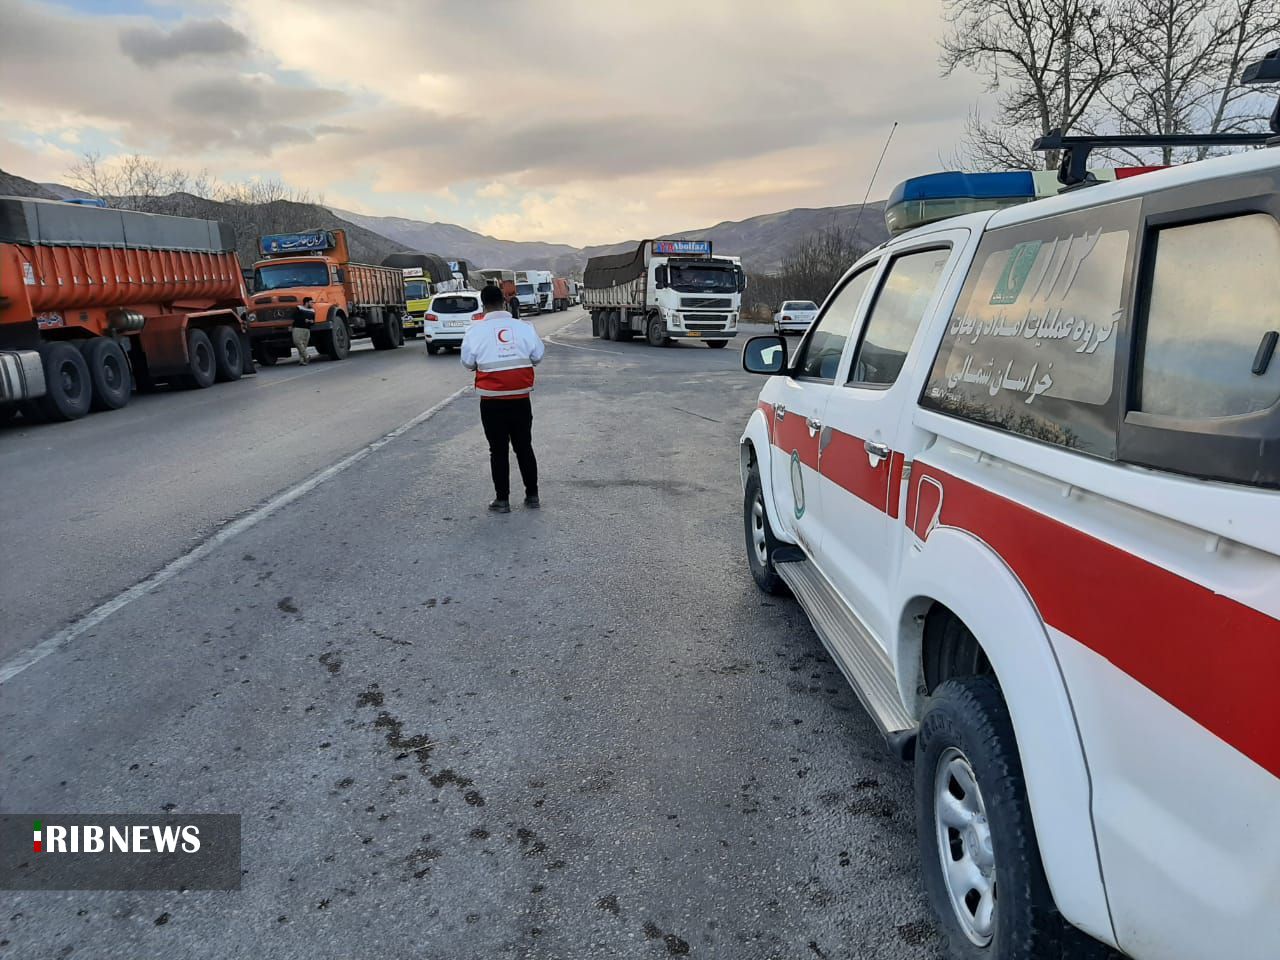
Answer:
743;335;788;375
736;267;747;292
655;265;668;289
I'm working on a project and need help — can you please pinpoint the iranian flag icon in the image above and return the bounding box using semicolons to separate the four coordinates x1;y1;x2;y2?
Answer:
33;820;41;853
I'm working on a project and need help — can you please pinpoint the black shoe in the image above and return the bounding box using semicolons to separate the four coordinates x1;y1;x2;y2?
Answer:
488;499;511;513
524;496;540;509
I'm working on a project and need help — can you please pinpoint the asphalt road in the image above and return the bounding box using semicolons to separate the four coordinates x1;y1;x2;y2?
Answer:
0;310;941;959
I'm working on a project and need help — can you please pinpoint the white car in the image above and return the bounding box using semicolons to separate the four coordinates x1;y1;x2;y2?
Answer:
423;291;483;354
772;299;818;335
740;149;1280;960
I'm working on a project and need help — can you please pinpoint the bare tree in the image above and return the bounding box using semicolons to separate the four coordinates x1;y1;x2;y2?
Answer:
941;0;1127;169
1107;0;1280;162
746;226;871;317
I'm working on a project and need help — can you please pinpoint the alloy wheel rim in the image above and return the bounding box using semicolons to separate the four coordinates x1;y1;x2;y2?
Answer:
933;747;997;946
750;493;768;566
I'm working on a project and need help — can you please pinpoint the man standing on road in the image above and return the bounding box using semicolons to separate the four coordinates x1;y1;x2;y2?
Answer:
461;284;545;514
292;297;315;365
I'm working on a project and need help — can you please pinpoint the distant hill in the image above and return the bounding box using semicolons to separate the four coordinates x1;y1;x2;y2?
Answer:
1;166;890;276
334;202;889;276
0;169;62;200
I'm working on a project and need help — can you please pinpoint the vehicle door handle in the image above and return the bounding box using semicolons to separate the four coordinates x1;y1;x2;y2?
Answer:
806;417;822;436
774;405;787;421
864;439;891;459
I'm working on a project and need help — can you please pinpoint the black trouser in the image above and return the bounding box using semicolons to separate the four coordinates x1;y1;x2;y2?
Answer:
479;397;537;500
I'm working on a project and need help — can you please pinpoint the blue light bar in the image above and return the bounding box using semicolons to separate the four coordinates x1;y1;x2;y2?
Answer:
885;171;1037;236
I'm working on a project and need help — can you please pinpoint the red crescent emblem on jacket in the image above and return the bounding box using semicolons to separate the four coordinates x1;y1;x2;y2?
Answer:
497;328;512;343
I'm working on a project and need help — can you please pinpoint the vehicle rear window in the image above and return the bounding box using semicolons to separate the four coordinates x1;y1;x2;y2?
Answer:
922;201;1137;458
784;301;818;311
433;296;479;313
1138;213;1280;419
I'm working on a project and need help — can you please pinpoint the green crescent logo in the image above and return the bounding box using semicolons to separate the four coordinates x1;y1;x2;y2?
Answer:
790;450;805;519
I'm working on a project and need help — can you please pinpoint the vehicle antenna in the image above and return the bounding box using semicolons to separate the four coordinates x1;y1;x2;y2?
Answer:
850;121;898;247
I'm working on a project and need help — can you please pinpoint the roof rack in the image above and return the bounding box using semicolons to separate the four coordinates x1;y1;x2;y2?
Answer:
1034;47;1280;187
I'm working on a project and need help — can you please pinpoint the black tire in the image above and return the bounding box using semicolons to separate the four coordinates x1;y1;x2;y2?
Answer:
0;403;19;425
181;328;217;389
647;315;666;347
743;463;786;595
706;340;728;349
425;342;442;356
391;313;404;347
80;337;132;410
590;312;601;338
320;314;351;361
607;312;621;341
210;325;244;382
35;341;93;421
916;675;1092;960
253;343;279;367
369;309;391;350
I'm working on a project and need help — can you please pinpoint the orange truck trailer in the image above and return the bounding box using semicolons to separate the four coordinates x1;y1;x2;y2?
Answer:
0;196;254;423
247;229;406;363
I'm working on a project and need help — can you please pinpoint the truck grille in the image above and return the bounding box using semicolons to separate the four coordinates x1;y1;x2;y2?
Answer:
684;313;728;330
681;297;732;309
252;306;294;324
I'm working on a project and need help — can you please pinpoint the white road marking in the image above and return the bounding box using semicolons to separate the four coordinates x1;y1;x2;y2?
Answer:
0;383;473;685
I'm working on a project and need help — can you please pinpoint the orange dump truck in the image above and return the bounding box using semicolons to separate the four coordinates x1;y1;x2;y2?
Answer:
0;196;254;423
247;229;406;363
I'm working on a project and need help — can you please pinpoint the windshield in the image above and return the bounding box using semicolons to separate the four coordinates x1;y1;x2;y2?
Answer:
668;264;737;293
404;280;429;300
784;301;818;311
516;283;534;295
253;261;329;291
537;282;551;292
432;296;479;314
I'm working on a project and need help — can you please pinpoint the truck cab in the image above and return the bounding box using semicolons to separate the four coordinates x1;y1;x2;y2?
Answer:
400;269;433;337
248;230;406;363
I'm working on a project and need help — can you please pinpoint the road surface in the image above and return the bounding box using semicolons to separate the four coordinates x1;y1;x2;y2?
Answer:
0;310;941;959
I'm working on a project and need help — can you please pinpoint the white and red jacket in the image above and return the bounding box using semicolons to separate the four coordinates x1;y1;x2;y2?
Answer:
460;311;545;399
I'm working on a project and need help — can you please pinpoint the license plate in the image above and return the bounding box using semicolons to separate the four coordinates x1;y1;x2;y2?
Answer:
445;319;466;328
686;331;701;337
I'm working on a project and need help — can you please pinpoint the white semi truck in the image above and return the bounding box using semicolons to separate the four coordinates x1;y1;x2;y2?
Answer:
582;240;745;348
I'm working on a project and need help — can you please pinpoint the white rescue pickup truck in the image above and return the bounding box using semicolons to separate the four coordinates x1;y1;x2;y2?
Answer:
739;149;1280;960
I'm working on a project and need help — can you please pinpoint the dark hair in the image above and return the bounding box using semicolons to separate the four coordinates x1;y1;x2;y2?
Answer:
480;284;505;308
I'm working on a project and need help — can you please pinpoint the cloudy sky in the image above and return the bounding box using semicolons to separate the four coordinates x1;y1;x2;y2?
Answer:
0;0;987;244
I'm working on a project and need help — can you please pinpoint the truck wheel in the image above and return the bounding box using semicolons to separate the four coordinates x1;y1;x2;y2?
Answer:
392;313;404;347
181;328;217;389
36;341;93;421
321;315;351;361
646;316;667;347
210;325;244;382
80;337;132;410
590;312;601;338
253;343;279;367
916;675;1084;960
744;463;786;595
706;340;728;349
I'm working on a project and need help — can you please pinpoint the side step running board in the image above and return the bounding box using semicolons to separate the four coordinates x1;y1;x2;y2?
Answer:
776;559;916;743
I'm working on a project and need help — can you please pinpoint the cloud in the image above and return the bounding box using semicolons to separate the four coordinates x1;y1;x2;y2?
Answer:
1;0;990;243
120;18;249;67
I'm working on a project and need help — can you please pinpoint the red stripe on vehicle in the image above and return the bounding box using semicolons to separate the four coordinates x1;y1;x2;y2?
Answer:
915;464;1280;780
819;429;892;512
772;411;819;470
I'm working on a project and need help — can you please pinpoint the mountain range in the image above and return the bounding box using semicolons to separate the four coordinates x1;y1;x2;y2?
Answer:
1;166;888;275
